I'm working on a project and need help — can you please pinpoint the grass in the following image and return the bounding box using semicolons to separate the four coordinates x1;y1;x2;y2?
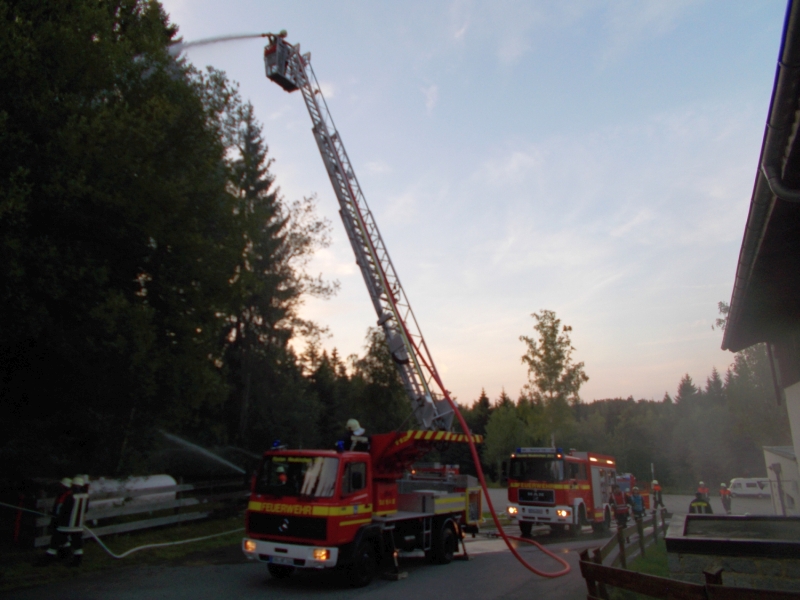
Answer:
0;514;246;593
608;542;670;600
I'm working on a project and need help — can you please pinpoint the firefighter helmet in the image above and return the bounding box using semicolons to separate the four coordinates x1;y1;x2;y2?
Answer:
652;479;659;485
699;481;705;486
73;476;85;487
346;418;365;436
276;465;286;473
60;477;72;488
720;483;727;488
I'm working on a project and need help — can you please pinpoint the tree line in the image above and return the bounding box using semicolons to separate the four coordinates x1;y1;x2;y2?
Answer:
462;305;792;490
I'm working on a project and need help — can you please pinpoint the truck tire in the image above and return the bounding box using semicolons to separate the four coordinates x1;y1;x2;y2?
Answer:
429;520;458;564
519;521;533;537
568;505;586;536
348;541;376;588
592;509;611;533
267;563;294;579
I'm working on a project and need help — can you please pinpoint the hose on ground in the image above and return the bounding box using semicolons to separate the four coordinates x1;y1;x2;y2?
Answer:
440;393;572;577
0;500;243;559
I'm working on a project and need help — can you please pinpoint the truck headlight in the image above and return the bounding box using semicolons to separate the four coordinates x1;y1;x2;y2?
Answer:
507;506;518;516
244;539;257;553
557;509;570;517
313;548;330;561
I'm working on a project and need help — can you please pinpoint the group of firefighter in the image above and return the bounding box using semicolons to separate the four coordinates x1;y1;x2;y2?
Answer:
37;475;90;567
608;479;732;528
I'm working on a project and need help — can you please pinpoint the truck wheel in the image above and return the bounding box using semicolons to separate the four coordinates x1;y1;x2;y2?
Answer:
567;506;585;536
430;521;458;564
267;563;294;579
519;522;533;537
348;541;376;588
592;509;611;533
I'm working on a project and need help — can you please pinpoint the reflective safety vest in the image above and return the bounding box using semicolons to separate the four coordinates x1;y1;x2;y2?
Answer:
610;491;628;515
58;493;89;534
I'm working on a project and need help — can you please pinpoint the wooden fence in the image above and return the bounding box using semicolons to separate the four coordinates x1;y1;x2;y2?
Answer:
579;508;800;599
32;478;248;548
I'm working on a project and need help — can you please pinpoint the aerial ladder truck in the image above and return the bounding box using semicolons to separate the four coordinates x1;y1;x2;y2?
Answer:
241;32;482;587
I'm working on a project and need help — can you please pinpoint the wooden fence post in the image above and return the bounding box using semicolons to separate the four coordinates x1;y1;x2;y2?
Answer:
651;513;658;545
636;517;646;557
592;548;610;600
616;525;627;569
579;550;599;598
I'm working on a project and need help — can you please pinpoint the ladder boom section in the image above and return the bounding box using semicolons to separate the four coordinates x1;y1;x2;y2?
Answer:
264;35;452;430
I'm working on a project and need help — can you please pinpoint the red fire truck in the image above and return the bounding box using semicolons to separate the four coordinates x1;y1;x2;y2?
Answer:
243;33;486;586
504;447;617;536
242;431;482;586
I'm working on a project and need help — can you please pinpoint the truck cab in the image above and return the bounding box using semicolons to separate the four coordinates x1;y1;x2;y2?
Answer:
243;449;375;574
505;447;616;536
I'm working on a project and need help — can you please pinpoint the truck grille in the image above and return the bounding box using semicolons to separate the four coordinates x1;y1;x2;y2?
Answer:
519;489;554;504
248;512;327;540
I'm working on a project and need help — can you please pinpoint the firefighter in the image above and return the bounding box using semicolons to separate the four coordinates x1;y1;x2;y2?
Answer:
688;492;713;514
719;483;732;515
276;465;288;485
697;481;709;501
63;476;90;566
37;477;73;566
609;484;630;528
342;418;369;452
651;479;664;511
629;486;645;520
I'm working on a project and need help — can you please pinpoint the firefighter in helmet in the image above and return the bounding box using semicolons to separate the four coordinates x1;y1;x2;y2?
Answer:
276;465;288;485
719;483;732;515
629;486;645;520
697;481;709;501
689;492;713;514
341;418;369;451
609;484;630;528
651;479;664;511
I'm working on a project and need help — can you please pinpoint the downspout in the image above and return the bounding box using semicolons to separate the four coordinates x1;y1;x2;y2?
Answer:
761;164;800;202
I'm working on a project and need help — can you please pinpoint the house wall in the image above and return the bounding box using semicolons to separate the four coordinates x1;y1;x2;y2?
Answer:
763;448;799;516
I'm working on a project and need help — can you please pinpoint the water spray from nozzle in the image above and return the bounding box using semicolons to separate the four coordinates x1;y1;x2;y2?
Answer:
168;32;274;57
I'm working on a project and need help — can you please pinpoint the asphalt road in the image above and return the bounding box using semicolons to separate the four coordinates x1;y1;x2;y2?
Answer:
5;492;775;599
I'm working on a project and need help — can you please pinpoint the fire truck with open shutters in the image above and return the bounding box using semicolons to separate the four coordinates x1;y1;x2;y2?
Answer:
241;33;483;586
504;447;617;536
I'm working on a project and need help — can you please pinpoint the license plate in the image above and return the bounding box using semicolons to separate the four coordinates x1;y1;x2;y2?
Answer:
531;508;543;514
269;555;294;566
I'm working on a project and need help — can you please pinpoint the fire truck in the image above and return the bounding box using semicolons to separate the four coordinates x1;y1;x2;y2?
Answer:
241;33;483;586
504;447;617;536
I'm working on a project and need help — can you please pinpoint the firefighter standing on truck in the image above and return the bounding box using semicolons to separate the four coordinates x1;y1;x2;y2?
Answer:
341;418;369;451
609;484;630;528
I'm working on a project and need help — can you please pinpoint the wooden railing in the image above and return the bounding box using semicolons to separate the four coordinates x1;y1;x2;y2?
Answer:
579;508;800;599
32;479;247;548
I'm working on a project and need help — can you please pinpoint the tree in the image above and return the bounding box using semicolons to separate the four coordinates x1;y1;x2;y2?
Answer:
675;374;699;404
519;310;588;444
0;0;243;474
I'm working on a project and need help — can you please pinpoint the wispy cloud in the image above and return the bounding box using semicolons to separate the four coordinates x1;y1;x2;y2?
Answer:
421;84;439;114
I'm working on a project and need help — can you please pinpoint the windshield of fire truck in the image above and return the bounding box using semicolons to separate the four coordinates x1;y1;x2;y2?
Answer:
255;456;339;498
509;457;564;482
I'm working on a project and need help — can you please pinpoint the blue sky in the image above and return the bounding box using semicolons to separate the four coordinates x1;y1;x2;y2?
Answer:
161;0;787;405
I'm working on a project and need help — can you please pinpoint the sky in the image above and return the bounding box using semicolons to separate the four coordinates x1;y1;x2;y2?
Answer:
160;0;788;406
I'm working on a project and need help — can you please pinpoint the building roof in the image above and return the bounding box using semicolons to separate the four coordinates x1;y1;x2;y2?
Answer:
764;446;796;461
723;0;800;352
